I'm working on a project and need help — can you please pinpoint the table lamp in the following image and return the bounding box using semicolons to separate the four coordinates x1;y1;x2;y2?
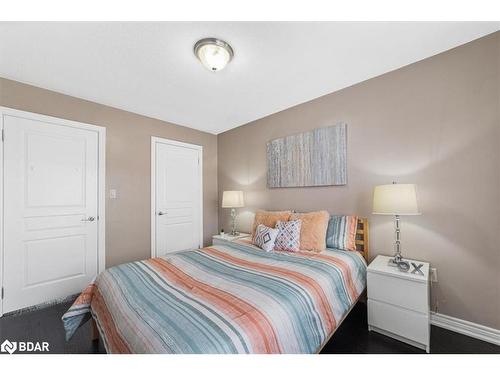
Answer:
222;190;245;236
372;182;420;265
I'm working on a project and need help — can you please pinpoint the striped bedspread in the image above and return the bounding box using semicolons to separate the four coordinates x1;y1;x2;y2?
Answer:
62;240;366;353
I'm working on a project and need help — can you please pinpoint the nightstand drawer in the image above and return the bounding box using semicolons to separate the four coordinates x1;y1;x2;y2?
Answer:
367;272;428;313
212;238;227;246
368;299;429;345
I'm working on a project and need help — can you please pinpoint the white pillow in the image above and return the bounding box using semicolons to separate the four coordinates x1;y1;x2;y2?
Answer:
252;224;279;252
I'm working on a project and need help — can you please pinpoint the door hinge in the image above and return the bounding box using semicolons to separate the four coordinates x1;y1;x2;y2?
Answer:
1;287;4;299
1;129;4;142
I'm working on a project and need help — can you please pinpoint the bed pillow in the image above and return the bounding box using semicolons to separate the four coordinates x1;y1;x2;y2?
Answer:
253;224;279;252
326;215;358;251
252;210;292;238
290;211;330;252
274;220;302;252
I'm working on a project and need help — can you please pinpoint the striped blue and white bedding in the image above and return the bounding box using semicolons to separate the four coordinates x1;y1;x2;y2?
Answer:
63;240;366;353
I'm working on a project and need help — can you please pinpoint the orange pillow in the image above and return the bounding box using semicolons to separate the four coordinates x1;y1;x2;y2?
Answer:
290;211;330;252
252;210;292;238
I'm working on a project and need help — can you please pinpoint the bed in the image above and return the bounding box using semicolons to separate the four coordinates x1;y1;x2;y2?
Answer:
62;219;369;354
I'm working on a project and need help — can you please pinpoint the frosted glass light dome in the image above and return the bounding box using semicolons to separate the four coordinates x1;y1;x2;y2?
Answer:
194;38;234;72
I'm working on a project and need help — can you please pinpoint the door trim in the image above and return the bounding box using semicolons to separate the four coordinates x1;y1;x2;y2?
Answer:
150;136;203;258
0;106;106;316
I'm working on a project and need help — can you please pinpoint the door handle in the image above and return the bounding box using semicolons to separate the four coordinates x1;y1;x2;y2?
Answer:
81;216;95;222
158;211;167;216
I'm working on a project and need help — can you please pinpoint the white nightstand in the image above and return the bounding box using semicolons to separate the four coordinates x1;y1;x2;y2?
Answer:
212;233;251;246
367;255;430;353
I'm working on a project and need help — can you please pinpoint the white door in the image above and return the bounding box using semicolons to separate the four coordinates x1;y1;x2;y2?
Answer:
2;112;100;313
153;139;202;257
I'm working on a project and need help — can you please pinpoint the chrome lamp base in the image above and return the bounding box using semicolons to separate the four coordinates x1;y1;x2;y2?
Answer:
230;208;239;236
388;257;403;267
388;214;404;266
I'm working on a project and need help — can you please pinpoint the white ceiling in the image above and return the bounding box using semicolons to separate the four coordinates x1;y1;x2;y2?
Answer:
0;22;498;134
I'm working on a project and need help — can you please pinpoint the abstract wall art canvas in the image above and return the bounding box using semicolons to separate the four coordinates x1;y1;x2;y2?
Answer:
266;123;347;188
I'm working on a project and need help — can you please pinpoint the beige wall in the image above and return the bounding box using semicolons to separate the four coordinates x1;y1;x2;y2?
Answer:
218;32;500;329
0;77;218;267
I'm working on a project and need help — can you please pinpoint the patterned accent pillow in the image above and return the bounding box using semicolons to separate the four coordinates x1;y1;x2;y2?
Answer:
326;215;358;251
274;220;302;252
253;224;279;252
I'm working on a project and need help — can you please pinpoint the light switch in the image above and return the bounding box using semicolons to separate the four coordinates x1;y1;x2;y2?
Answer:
109;189;117;199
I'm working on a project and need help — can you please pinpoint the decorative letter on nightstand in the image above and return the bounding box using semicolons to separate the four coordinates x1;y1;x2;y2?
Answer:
367;255;430;353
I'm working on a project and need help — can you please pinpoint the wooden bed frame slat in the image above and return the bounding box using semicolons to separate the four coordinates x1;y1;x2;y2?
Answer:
356;217;369;261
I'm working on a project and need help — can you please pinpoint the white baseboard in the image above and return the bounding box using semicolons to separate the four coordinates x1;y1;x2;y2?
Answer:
430;312;500;346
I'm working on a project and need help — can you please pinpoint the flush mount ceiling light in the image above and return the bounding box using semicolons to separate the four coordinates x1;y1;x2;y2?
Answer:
194;38;234;72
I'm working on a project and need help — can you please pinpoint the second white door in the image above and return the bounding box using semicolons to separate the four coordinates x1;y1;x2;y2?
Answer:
153;139;202;257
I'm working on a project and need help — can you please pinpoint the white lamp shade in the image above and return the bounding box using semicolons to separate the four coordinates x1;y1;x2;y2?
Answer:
222;191;245;208
372;184;420;215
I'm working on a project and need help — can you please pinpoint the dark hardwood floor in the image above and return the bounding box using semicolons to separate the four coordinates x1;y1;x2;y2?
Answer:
0;300;498;354
0;301;105;354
